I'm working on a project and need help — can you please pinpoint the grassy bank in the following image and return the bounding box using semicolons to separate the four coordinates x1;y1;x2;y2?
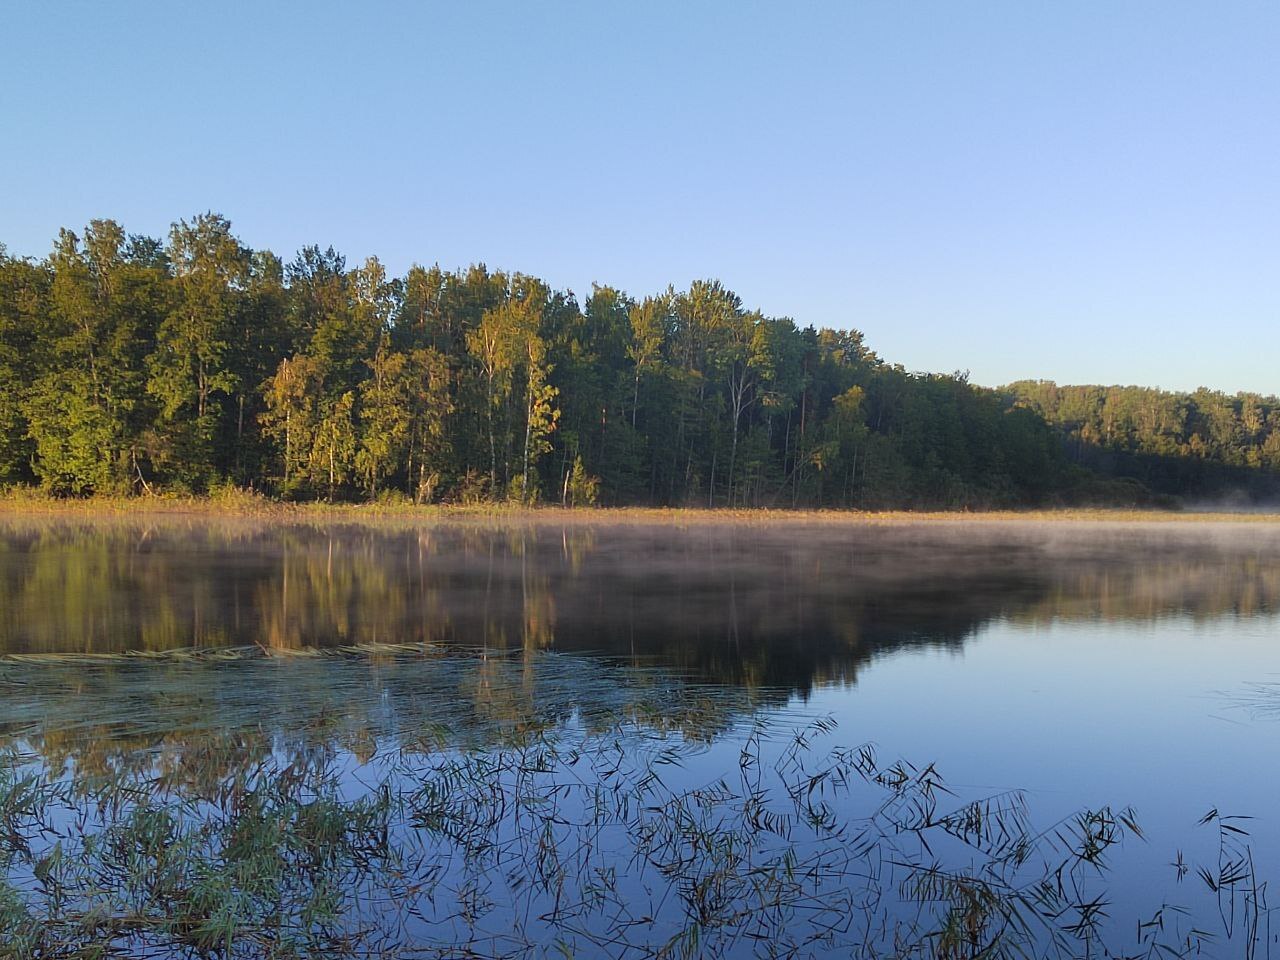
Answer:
0;486;1278;527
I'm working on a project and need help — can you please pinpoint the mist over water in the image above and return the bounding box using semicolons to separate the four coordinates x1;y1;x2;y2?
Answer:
1;514;1278;955
0;515;1276;674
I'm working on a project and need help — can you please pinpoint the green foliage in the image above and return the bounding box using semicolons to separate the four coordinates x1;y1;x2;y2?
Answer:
565;454;599;507
24;369;122;495
260;355;323;495
1008;381;1280;499
0;256;45;483
355;345;411;498
309;391;356;500
1;214;1275;506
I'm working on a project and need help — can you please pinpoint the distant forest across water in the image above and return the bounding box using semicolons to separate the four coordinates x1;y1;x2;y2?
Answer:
1;214;1276;508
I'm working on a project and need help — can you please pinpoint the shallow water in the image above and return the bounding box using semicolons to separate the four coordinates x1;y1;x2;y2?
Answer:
1;515;1278;956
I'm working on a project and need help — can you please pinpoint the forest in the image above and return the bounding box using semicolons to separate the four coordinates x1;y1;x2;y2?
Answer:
0;214;1276;508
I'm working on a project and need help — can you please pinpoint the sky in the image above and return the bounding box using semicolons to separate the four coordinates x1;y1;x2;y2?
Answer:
1;1;1276;395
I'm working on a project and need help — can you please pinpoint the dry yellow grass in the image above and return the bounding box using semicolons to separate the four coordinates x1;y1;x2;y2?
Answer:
1;487;1276;527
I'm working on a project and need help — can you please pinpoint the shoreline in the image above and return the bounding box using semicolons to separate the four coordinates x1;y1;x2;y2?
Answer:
1;490;1277;526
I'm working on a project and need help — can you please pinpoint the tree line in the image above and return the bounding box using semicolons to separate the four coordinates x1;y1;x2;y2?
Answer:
0;214;1273;507
1008;381;1280;501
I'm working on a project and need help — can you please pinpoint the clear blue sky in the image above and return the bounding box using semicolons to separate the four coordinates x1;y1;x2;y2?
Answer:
2;1;1276;394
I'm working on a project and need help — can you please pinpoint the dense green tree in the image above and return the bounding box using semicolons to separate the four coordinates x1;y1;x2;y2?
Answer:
26;222;164;493
0;251;46;482
518;330;559;503
148;214;248;487
261;354;323;491
1;214;1274;506
627;293;671;429
217;249;289;483
399;347;454;501
311;390;357;499
356;344;453;500
1008;380;1280;498
466;297;520;496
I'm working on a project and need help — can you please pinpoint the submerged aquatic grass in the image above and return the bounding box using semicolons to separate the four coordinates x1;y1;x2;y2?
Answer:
0;648;1271;959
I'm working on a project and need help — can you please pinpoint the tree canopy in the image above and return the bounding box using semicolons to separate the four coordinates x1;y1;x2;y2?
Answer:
1;215;1274;507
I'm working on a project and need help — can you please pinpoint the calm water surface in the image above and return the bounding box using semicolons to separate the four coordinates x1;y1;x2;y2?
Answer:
1;515;1277;956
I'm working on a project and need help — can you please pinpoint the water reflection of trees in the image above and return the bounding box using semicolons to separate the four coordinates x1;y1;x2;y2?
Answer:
0;516;1277;788
1;519;1277;689
0;652;769;791
4;518;1276;958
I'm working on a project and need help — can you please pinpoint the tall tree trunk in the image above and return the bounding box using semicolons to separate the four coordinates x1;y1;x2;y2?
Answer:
728;420;739;508
486;370;497;496
522;386;533;504
236;395;245;479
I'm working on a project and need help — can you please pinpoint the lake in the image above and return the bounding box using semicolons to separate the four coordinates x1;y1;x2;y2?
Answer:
1;513;1277;957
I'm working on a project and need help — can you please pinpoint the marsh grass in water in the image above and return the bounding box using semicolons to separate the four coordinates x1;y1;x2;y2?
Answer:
0;648;1272;959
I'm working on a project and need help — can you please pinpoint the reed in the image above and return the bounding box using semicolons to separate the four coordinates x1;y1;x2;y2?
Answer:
0;698;1266;959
